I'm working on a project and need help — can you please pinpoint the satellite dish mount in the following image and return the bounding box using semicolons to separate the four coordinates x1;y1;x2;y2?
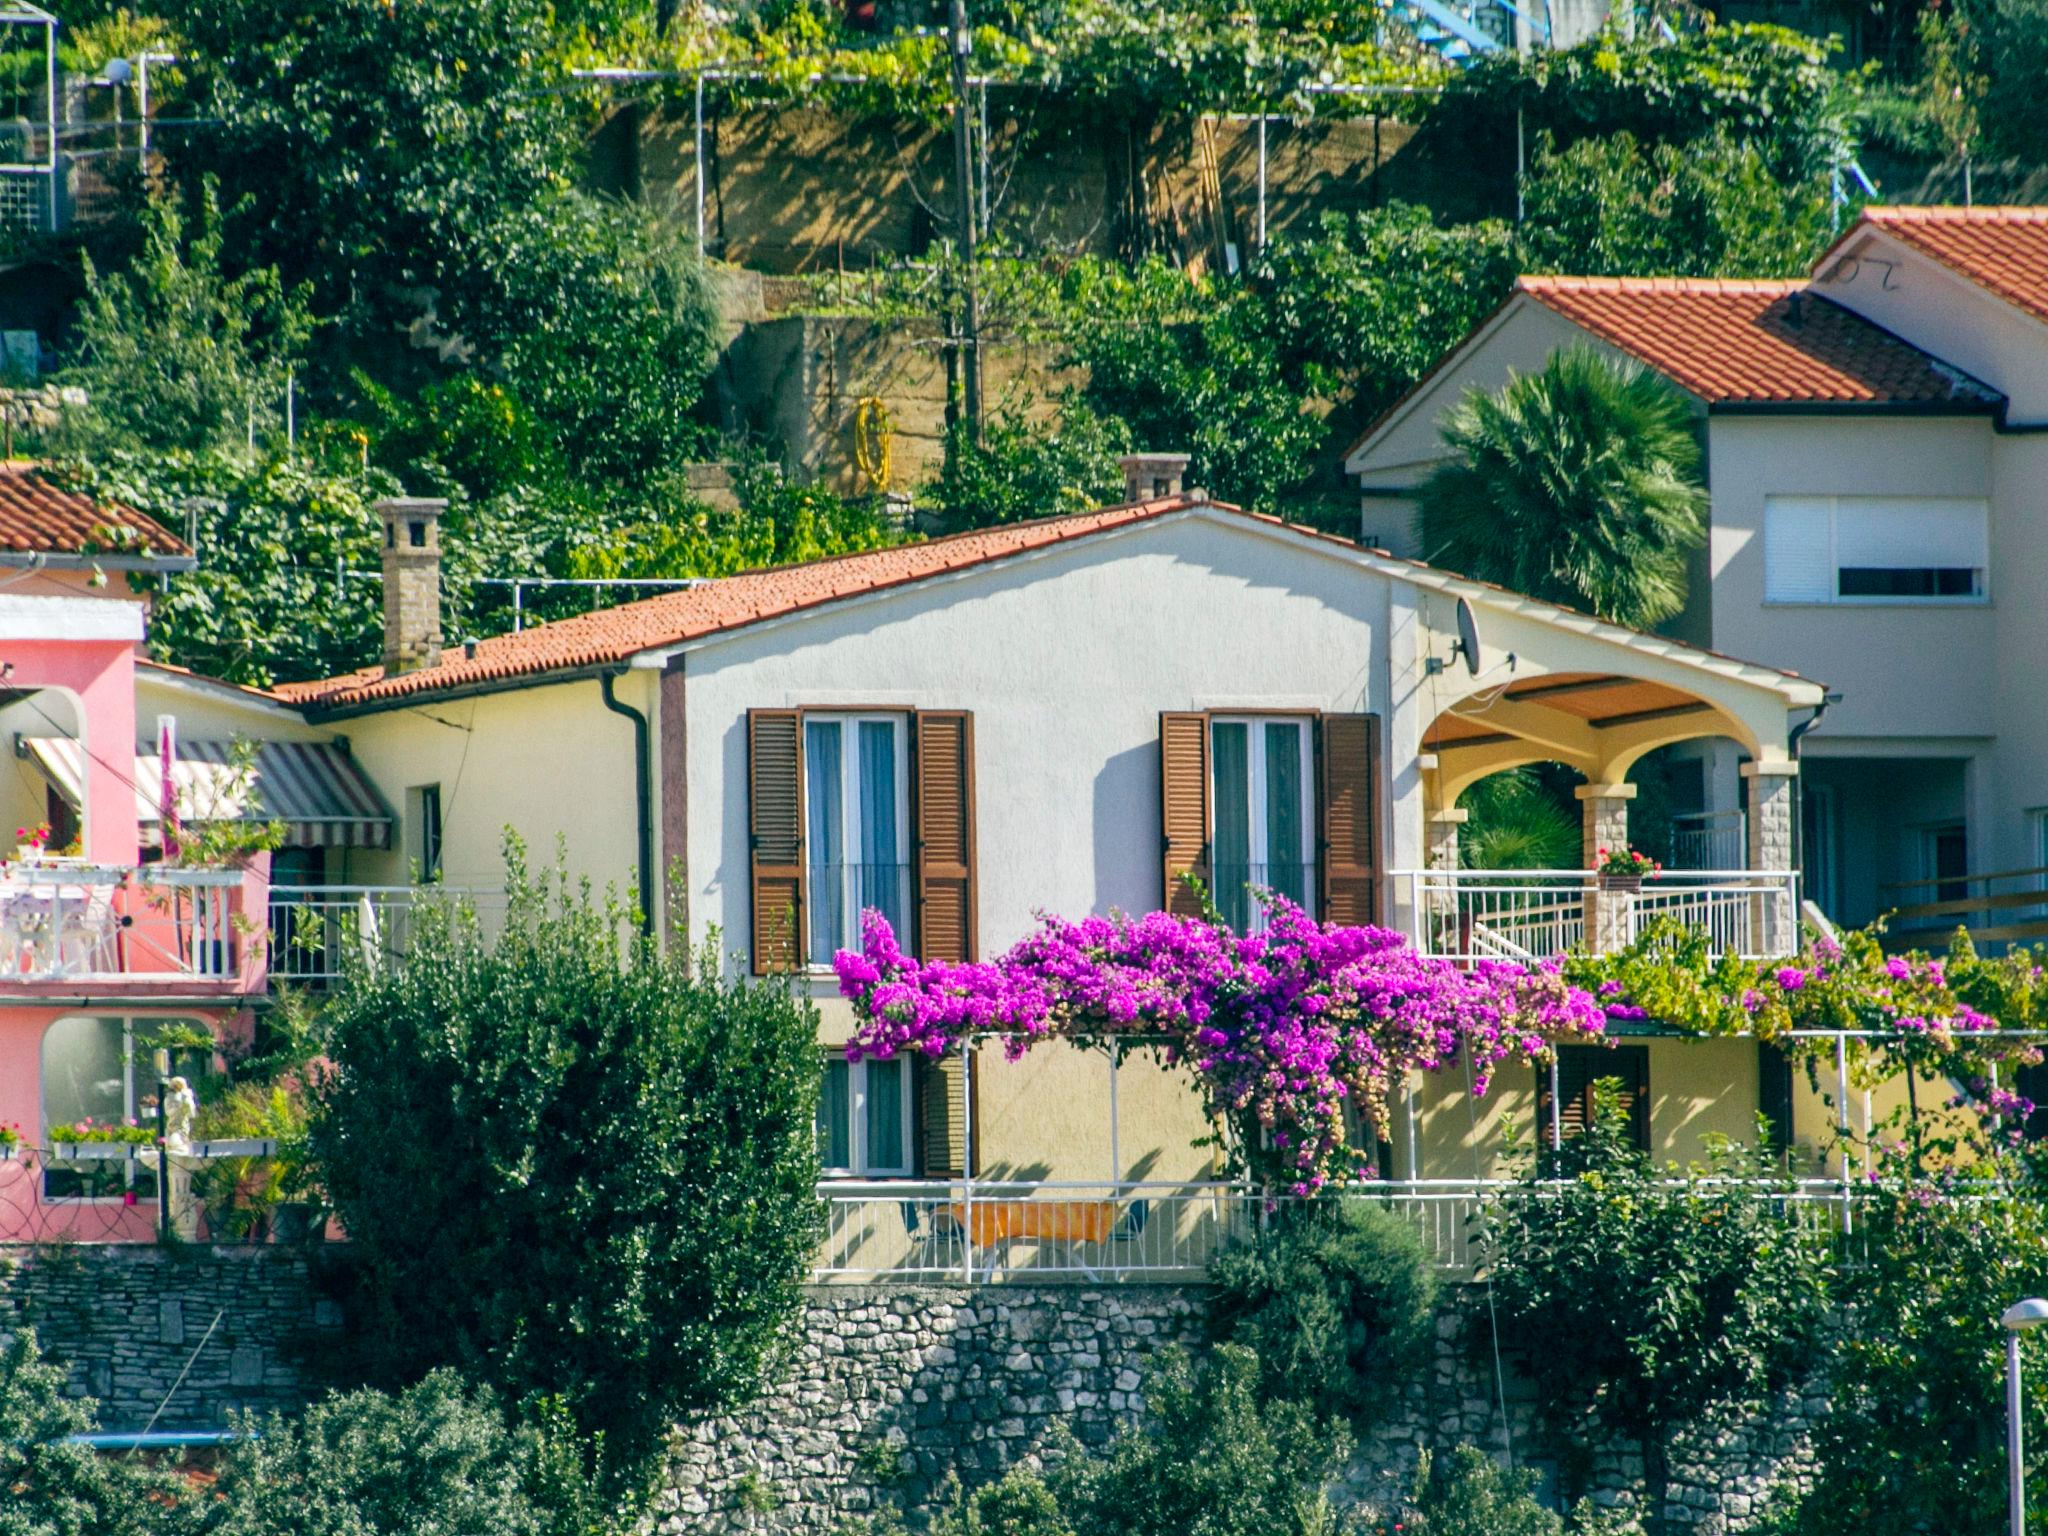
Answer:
1427;597;1515;678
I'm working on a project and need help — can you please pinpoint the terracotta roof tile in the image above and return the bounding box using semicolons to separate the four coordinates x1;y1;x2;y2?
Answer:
1854;205;2048;327
0;464;190;559
277;498;1195;710
1517;276;2001;407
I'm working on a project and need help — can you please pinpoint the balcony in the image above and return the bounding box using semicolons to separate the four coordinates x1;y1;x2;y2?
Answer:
1393;868;1801;962
267;884;506;987
0;862;260;992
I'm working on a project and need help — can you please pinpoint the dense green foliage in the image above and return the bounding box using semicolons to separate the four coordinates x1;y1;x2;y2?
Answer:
1207;1200;1440;1421
1415;349;1708;627
1482;1090;1833;1504
188;1375;605;1536
1455;767;1582;871
928;402;1134;529
1790;1171;2048;1536
306;847;823;1470
0;1330;167;1536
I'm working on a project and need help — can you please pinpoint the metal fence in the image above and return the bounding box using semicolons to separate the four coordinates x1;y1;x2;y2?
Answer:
0;1140;295;1246
1669;810;1746;871
1395;869;1800;961
267;885;503;986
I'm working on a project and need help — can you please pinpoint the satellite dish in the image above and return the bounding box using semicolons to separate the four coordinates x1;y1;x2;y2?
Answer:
100;57;133;86
1453;597;1483;677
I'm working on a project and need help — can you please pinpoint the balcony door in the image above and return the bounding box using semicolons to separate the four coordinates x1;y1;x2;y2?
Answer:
804;715;910;966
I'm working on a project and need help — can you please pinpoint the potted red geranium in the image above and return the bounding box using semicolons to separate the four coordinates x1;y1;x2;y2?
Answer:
1594;845;1662;893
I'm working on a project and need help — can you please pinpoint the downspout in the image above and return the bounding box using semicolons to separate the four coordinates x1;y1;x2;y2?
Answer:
600;672;655;937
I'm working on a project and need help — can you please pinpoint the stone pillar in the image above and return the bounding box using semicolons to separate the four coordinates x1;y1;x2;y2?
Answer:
377;496;446;675
1577;783;1638;954
1743;762;1800;955
1425;808;1467;870
1422;808;1468;954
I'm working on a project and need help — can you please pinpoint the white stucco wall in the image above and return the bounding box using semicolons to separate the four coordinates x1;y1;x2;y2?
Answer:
675;513;1394;977
1705;413;1998;744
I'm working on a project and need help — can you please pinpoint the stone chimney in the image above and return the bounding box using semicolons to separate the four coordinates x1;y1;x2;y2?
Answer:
1121;452;1190;503
377;496;446;674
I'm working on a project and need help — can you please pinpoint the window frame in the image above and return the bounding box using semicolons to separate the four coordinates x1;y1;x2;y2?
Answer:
801;711;912;971
407;784;444;881
1207;713;1318;930
39;1013;209;1202
1762;494;1990;608
816;1053;914;1178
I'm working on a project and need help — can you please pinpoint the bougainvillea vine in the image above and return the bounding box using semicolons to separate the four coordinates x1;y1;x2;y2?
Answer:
834;896;1607;1192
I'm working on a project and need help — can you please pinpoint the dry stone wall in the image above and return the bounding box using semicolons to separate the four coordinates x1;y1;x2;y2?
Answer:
658;1284;1823;1536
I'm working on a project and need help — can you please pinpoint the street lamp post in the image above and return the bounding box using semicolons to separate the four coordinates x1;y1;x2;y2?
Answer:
2005;1298;2048;1536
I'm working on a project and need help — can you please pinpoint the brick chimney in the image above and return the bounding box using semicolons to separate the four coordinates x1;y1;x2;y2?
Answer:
1121;452;1190;503
377;496;446;674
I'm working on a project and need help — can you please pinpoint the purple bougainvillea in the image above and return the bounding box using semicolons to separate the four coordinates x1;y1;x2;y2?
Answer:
834;897;1606;1193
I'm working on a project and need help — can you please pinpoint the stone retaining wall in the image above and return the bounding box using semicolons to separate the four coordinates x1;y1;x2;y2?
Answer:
657;1285;1822;1536
0;1245;338;1430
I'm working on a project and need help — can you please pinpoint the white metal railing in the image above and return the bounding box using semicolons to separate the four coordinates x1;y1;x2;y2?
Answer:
1670;810;1746;871
810;1177;1905;1282
267;885;503;985
1395;869;1799;961
0;863;244;982
814;1180;1252;1282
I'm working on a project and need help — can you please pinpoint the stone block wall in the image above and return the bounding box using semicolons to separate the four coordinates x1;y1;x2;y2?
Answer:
0;1245;338;1430
657;1284;1823;1536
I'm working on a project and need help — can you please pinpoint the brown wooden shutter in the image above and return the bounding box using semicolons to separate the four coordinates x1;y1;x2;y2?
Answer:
1320;712;1381;927
748;709;804;974
913;711;976;963
1161;712;1210;918
1539;1044;1651;1152
915;1050;978;1177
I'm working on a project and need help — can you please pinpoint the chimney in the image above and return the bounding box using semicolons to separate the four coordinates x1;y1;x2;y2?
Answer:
377;496;446;674
1120;452;1191;503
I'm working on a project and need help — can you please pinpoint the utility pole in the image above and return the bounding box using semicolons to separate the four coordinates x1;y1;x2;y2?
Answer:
949;0;982;444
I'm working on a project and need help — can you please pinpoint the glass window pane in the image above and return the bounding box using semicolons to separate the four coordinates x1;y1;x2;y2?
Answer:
865;1058;906;1173
818;1058;851;1170
1265;723;1307;911
41;1015;126;1133
1211;722;1251;929
806;721;844;965
856;722;905;940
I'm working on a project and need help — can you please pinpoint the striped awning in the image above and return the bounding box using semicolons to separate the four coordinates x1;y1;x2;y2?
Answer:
25;737;394;850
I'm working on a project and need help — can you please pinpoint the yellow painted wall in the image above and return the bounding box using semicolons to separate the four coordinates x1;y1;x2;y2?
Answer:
334;674;651;897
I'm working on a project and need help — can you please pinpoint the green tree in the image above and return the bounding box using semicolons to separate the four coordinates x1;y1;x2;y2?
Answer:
0;1330;171;1536
1481;1089;1832;1518
1414;349;1708;629
1794;1171;2048;1536
189;1374;604;1536
306;845;824;1470
58;184;311;458
1520;133;1838;280
1206;1199;1439;1421
1456;768;1581;871
161;0;575;368
928;399;1134;529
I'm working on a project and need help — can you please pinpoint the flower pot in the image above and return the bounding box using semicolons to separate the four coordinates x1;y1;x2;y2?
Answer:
1599;875;1642;894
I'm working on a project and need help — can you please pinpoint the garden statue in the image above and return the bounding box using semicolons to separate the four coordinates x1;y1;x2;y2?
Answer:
163;1075;199;1238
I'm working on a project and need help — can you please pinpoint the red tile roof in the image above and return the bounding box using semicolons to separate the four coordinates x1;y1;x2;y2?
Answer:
0;464;190;559
1852;205;2048;328
1517;276;2001;407
277;498;1197;711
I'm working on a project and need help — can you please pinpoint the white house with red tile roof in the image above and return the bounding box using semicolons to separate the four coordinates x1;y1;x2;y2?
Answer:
1345;207;2048;941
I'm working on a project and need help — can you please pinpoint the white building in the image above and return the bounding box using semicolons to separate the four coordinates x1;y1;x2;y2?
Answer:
1344;206;2048;939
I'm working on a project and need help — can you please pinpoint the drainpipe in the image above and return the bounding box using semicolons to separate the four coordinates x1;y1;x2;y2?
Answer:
600;672;654;937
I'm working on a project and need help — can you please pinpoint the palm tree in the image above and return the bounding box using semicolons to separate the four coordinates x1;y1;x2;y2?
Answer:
1414;348;1709;630
1458;767;1580;870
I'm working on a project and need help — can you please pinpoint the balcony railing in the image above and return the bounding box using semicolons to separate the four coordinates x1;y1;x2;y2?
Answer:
0;1139;301;1246
1395;869;1800;961
267;885;505;987
0;863;251;985
806;862;910;967
1211;862;1319;932
1669;810;1746;871
811;1177;1902;1283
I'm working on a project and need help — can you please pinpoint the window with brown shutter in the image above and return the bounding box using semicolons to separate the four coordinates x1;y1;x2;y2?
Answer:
915;1051;978;1177
748;709;804;974
1320;713;1381;926
1160;712;1210;917
913;711;977;963
1537;1043;1651;1152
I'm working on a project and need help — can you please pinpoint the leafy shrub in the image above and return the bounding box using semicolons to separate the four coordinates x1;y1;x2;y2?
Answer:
191;1373;608;1536
928;400;1133;529
1207;1198;1439;1420
1793;1168;2048;1536
306;844;824;1472
1481;1088;1832;1507
1368;1445;1567;1536
0;1328;170;1536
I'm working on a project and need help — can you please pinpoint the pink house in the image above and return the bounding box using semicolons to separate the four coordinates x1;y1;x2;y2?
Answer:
0;466;391;1243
